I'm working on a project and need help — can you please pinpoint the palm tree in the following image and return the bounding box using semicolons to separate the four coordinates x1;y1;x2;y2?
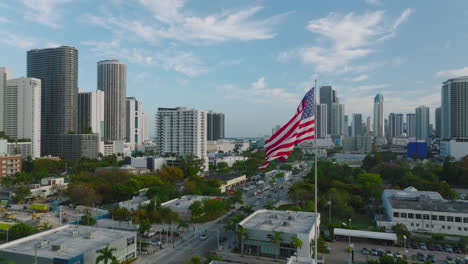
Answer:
177;221;189;232
38;222;53;232
272;231;283;260
236;226;249;256
290;235;303;256
95;244;118;264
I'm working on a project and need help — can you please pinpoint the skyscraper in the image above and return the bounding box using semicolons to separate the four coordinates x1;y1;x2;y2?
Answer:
27;46;79;156
4;77;41;158
331;103;345;136
435;107;441;138
441;77;468;140
416;105;430;141
316;104;328;138
156;107;208;170
351;113;363;136
207;111;225;141
406;113;416;138
98;60;127;141
366;116;372;134
388;113;404;138
373;93;384;138
126;97;145;150
78;90;104;139
0;67;11;131
320;86;337;134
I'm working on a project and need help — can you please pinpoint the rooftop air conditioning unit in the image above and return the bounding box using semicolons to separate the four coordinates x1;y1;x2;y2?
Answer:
37;240;49;248
52;243;67;251
71;230;80;237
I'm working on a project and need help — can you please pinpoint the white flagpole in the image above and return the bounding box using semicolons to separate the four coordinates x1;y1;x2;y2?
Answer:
314;80;318;264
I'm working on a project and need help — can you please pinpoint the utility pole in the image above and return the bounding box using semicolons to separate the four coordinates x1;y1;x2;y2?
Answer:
59;206;62;227
217;228;220;251
34;242;38;264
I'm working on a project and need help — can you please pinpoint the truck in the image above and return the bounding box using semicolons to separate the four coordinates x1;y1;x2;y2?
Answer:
30;203;49;211
256;180;264;185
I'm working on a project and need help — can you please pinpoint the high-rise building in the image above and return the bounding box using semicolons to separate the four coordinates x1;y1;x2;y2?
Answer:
98;60;127;142
0;67;11;131
366;116;372;134
373;93;384;138
156;107;208;170
388;113;404;138
126;97;145;150
441;77;468;140
207;111;225;141
331;103;345;136
320;86;338;134
27;46;79;156
4;77;41;158
435;107;441;138
78;90;104;140
351;113;363;136
416;105;430;141
406;113;416;138
316;104;328;138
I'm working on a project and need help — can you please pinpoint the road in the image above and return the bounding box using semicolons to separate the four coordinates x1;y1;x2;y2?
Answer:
135;168;309;264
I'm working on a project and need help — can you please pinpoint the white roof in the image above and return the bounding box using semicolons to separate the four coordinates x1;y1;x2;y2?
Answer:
334;228;397;242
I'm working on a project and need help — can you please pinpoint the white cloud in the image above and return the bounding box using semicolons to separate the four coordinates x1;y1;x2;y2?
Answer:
0;31;37;49
220;77;299;105
294;9;413;73
138;0;185;24
0;16;10;24
20;0;72;28
155;51;206;77
82;40;154;65
351;74;369;82
219;59;243;66
436;67;468;78
277;50;296;63
355;84;389;91
365;0;381;6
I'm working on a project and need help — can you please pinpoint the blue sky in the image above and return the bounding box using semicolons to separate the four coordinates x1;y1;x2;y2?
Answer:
1;0;467;137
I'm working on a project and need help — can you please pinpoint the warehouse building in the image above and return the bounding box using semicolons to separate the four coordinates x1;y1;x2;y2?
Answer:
0;225;137;264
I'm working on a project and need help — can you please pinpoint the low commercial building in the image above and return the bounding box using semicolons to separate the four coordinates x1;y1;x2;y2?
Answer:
0;139;34;159
161;195;216;220
0;225;137;264
342;135;373;153
29;177;68;197
204;173;246;193
0;155;22;177
265;170;292;182
332;153;366;167
234;140;250;152
207;139;236;153
119;188;151;211
238;209;320;259
440;140;468;160
209;156;247;167
378;187;468;236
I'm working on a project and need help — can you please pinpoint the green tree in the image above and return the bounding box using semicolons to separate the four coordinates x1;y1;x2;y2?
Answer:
9;223;36;240
379;255;395;264
37;222;53;232
13;186;31;203
81;210;97;226
272;231;283;260
356;173;383;200
68;183;102;206
95;244;118;264
189;201;204;219
236;227;248;256
185;256;202;264
290;235;303;251
138;219;151;234
158;166;184;182
392;224;411;246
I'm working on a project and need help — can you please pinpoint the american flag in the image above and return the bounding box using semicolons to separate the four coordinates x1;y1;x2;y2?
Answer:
259;87;315;170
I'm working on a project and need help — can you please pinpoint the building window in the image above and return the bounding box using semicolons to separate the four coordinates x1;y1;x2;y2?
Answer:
464;227;467;231
464;217;468;223
423;214;429;220
416;223;420;227
410;223;414;227
400;213;407;218
447;216;454;222
408;213;414;219
432;215;437;221
415;214;422;219
442;226;445;229
455;217;461;223
458;227;462;231
439;216;445;221
447;226;451;230
393;212;399;218
426;224;429;228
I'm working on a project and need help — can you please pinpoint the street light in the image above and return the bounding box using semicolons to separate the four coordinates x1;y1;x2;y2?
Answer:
349;218;352;264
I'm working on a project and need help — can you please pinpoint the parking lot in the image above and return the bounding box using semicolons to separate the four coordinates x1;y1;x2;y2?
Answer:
326;241;466;264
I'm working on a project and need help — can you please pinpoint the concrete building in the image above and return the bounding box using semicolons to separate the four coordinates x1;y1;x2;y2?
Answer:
388;113;404;139
316;104;328;138
126;97;145;150
440;140;468;160
319;86;337;134
207;139;236;153
156;107;208;170
0;67;11;131
331;103;345;136
101;140;131;157
416;106;430;142
441;76;468;140
238;210;320;259
78;90;104;140
119;188;151;211
366;116;372;134
0;225;137;264
435;107;441;138
207;111;225;141
57;134;99;160
161;195;216;220
342;135;373;154
204;173;246;193
4;77;41;158
98;60;127;142
0;155;22;177
209;155;247;168
0;140;34;158
27;46;79;157
234;140;250;152
351;113;363;136
378;187;468;236
264;170;292;182
406;113;416;138
373;93;384;138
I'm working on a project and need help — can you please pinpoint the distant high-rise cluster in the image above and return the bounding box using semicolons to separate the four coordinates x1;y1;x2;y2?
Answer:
373;93;385;139
207;111;225;141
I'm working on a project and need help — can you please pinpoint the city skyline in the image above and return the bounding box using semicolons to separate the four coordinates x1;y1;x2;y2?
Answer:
0;1;466;136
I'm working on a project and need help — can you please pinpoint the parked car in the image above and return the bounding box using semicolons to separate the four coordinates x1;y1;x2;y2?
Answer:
444;244;453;253
452;247;462;254
435;244;444;251
427;243;435;251
360;248;370;255
393;251;402;259
419;242;427;250
411;242;419;249
417;252;425;262
377;249;384;257
426;254;436;263
371;249;378;256
385;250;393;257
455;257;463;264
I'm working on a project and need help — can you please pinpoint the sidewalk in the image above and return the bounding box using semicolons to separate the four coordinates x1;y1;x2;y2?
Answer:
218;251;287;264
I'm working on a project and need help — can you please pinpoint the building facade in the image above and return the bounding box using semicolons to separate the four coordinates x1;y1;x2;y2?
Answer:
4;77;41;158
319;86;337;134
0;155;22;177
416;106;430;141
57;134;99;160
78;90;104;140
351;113;363;136
435;107;441;138
126;97;145;151
98;60;127;142
406;113;416;138
441;77;468;140
373;93;384;138
156;107;208;169
207;111;225;141
27;46;78;157
388;113;404;138
316;104;328;138
331;103;345;136
0;67;11;131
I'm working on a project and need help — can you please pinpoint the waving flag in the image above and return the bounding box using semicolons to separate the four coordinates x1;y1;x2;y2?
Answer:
260;87;315;170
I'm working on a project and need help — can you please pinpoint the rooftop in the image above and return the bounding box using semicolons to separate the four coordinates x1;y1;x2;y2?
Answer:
239;209;318;235
161;195;216;210
205;173;245;182
0;225;135;260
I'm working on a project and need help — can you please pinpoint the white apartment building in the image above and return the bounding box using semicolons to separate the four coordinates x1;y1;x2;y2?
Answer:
207;139;236;153
126;97;147;151
378;187;468;236
78;90;104;140
0;67;11;131
156;107;208;170
4;77;41;158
